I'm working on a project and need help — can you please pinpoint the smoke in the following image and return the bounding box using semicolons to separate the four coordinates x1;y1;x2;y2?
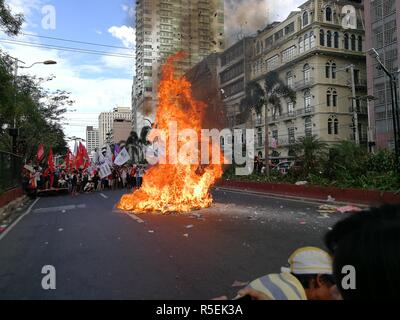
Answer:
224;0;269;46
224;0;303;46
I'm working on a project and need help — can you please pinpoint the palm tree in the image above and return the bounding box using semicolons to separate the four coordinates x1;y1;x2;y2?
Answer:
241;71;296;175
125;131;141;163
293;135;327;177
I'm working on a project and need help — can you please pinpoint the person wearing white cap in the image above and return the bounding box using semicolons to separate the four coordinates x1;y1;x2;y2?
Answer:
237;247;336;300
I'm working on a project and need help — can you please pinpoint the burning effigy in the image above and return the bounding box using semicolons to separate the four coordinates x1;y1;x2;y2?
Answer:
117;52;223;214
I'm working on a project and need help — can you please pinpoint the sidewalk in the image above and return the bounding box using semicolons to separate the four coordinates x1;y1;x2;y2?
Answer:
216;180;400;206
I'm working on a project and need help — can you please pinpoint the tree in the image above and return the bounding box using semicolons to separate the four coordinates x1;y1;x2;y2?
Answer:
241;71;296;175
324;141;368;180
125;131;142;163
0;52;69;161
293;135;327;177
0;0;24;36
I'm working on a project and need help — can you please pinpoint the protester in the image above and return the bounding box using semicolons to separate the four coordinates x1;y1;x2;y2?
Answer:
236;247;335;300
324;204;400;300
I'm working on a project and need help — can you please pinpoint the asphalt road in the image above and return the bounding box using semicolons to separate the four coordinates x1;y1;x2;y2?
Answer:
0;188;350;300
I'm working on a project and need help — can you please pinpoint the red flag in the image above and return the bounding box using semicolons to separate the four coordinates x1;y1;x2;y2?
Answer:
81;144;90;169
48;148;55;172
75;143;84;169
37;144;44;161
64;149;72;172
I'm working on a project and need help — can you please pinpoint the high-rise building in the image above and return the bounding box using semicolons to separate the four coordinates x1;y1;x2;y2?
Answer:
86;126;99;155
98;107;132;147
242;0;367;159
133;0;225;133
112;119;132;144
365;0;400;150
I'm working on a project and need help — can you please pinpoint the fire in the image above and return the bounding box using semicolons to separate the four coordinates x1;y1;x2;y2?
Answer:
118;52;223;214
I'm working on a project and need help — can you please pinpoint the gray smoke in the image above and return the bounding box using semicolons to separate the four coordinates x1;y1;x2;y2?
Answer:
224;0;270;46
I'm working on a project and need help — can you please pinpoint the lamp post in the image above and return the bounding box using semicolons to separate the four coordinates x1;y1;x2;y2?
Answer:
9;57;57;154
368;49;399;158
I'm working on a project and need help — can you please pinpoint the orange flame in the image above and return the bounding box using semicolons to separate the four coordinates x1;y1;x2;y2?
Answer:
117;52;223;214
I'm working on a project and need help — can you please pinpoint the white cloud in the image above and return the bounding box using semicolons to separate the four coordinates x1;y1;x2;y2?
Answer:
108;25;135;48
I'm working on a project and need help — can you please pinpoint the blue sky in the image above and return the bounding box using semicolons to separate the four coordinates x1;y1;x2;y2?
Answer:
1;0;136;146
1;0;304;148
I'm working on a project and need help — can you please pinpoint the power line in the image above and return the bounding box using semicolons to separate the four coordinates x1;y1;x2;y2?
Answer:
0;39;134;59
21;32;134;51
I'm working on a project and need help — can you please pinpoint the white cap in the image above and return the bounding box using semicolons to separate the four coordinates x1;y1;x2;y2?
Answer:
281;247;333;275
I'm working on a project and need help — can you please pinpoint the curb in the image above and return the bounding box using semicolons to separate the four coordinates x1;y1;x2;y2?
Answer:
216;180;400;206
0;195;29;226
215;187;369;208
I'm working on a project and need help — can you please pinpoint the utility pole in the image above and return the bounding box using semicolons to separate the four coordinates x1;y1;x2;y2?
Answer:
264;102;270;176
349;64;360;145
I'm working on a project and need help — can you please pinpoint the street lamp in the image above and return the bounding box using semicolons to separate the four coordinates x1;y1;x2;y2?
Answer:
9;57;57;154
368;48;400;160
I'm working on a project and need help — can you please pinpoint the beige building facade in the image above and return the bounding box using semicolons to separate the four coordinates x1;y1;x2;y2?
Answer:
245;0;367;159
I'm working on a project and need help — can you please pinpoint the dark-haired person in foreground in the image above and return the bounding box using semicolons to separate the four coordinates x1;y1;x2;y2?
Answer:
324;204;400;300
237;247;336;300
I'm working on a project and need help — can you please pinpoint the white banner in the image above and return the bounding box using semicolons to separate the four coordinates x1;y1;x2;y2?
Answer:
114;147;131;166
99;163;112;179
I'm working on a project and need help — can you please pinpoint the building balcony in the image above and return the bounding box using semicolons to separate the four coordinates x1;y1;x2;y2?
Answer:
295;106;315;117
293;77;315;90
270;111;296;122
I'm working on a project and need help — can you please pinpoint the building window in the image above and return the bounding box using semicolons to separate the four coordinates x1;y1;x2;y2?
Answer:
327;31;332;47
332;90;337;107
288;101;294;116
299;37;304;53
334;32;339;48
288;127;295;144
332;63;336;79
287;71;293;88
344;33;349;49
304;33;310;51
266;55;279;71
305;117;312;137
320;29;325;46
310;31;315;48
326;63;331;78
327;89;331;107
256;41;261;54
302;11;309;27
303;64;311;83
325;6;332;22
334;119;339;134
282;46;296;63
358;36;363;51
257;128;263;147
304;90;312;112
328;118;333;134
351;34;356;50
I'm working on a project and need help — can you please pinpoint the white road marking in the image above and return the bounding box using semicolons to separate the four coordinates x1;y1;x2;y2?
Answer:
128;213;145;224
100;193;108;199
33;204;87;213
0;198;40;241
34;205;75;213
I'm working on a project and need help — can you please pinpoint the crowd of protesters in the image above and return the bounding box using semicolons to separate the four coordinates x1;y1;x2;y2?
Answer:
22;164;147;197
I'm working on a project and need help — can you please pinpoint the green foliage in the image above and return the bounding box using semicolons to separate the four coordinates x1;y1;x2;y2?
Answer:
293;135;327;178
0;0;24;36
0;52;69;159
224;141;400;192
